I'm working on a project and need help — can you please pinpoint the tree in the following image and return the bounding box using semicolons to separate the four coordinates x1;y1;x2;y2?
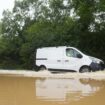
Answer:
0;0;105;69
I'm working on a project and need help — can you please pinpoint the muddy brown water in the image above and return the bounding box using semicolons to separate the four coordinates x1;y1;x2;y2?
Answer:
0;75;105;105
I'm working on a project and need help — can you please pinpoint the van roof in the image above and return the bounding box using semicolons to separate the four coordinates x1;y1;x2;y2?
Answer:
38;46;69;49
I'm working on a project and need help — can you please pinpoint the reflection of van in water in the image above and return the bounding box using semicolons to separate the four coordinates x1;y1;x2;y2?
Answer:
36;78;104;101
36;46;105;73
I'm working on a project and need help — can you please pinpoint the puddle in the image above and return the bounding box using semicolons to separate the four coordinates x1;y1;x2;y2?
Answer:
0;75;105;105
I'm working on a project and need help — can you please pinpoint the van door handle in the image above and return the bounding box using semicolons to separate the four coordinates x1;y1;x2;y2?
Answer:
57;60;61;62
65;60;69;62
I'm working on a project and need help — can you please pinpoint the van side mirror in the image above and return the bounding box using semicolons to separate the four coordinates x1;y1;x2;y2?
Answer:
77;54;83;58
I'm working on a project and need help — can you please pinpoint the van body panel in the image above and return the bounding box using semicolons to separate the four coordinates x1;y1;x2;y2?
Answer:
36;47;64;69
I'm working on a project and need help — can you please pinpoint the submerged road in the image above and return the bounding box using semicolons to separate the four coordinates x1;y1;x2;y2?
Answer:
0;70;105;80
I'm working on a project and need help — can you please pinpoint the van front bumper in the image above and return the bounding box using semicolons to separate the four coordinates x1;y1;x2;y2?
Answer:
90;62;105;71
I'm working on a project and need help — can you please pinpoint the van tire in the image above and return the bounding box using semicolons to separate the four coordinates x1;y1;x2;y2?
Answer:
34;65;39;72
79;66;91;73
39;65;46;71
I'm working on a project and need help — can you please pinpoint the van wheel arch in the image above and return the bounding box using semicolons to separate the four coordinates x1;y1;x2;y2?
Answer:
39;65;47;71
79;65;91;73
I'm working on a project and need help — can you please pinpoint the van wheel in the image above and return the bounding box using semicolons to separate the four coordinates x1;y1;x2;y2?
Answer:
39;66;46;71
80;66;91;73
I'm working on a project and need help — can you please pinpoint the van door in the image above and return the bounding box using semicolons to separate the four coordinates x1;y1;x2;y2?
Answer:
62;48;83;71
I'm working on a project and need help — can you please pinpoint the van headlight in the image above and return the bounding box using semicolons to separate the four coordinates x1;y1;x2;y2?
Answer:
89;56;100;64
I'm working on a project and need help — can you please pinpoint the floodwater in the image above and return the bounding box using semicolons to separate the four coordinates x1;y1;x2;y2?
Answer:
0;73;105;105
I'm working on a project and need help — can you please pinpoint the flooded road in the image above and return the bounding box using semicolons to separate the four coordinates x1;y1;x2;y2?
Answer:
0;72;105;105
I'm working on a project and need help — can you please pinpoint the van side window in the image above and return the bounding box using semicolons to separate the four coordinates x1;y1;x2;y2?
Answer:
66;48;81;58
66;49;74;57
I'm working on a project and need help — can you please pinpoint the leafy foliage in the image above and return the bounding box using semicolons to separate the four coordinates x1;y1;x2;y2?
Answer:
0;0;105;69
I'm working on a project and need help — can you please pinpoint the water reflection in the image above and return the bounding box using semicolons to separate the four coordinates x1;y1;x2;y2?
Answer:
36;78;104;102
0;76;105;105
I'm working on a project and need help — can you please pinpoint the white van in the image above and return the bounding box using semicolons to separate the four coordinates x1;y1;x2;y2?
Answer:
36;46;104;73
